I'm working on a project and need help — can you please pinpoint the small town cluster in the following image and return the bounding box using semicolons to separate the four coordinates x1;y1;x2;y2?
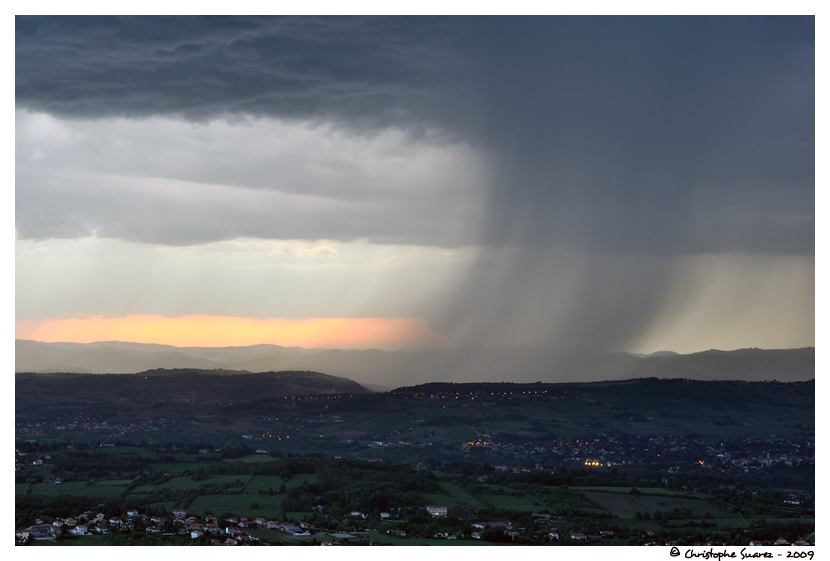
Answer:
15;414;814;477
18;507;320;546
16;503;815;547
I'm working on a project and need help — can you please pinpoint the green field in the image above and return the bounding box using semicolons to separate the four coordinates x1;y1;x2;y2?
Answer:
671;518;752;529
28;482;131;498
423;481;486;508
187;493;285;519
478;494;545;511
570;486;705;497
148;461;216;473
101;478;134;485
98;446;154;457
436;426;480;440
581;490;730;519
284;473;317;489
29;535;110;546
153;474;251;492
227;455;277;463
245;475;286;492
169;452;221;461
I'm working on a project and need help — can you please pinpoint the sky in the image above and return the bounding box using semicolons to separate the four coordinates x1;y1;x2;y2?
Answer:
14;15;815;354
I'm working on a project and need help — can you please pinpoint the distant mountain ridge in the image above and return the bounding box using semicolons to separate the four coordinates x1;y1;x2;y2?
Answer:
15;340;814;389
16;368;371;404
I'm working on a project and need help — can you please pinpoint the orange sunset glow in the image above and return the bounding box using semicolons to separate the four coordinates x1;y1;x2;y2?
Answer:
16;315;447;349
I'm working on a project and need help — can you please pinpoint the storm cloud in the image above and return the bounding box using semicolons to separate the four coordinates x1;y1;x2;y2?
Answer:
15;111;489;246
15;16;458;127
16;16;814;254
15;16;815;355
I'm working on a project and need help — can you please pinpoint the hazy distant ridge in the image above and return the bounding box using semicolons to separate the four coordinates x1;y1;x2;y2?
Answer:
15;340;814;389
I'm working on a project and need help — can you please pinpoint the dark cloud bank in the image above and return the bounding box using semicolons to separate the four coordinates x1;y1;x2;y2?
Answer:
16;16;814;254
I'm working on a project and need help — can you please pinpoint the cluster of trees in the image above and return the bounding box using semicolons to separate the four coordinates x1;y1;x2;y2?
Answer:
634;508;702;521
280;458;441;514
50;450;150;481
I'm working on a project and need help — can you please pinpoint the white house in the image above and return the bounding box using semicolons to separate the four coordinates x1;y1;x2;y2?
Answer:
426;505;448;517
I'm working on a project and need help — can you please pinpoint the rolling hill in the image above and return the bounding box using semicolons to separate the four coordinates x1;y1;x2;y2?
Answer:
15;340;814;389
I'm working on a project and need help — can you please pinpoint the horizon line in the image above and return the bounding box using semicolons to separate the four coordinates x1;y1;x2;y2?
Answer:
15;338;816;356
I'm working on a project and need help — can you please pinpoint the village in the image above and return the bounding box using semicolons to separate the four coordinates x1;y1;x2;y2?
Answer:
18;505;334;545
17;501;814;547
15;502;609;545
15;411;815;482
